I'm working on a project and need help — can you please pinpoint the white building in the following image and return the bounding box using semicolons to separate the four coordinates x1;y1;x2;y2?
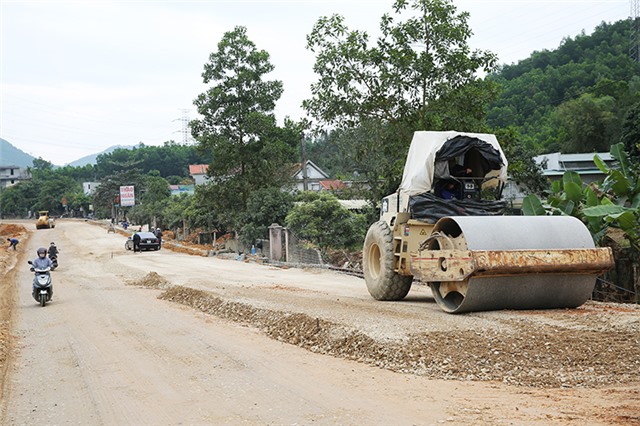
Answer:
83;181;101;195
0;166;31;189
291;160;329;192
534;152;616;185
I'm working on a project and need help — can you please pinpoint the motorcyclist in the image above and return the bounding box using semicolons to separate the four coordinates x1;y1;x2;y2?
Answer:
33;247;53;269
48;242;59;269
31;247;53;299
49;242;59;257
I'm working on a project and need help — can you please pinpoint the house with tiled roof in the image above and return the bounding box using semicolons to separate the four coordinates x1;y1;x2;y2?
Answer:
319;179;347;191
189;164;210;186
169;184;195;196
291;160;330;192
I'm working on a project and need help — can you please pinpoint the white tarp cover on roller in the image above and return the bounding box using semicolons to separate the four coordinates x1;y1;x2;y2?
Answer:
399;131;509;196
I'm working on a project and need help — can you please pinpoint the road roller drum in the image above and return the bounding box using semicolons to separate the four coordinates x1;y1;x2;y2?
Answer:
412;216;614;313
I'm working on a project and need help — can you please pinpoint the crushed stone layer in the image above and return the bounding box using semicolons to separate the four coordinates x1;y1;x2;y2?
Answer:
141;277;640;389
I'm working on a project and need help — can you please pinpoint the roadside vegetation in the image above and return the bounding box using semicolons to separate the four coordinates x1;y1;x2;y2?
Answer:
1;0;639;295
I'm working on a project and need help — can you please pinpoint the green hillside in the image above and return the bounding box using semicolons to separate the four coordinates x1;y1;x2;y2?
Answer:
0;138;36;168
486;19;640;154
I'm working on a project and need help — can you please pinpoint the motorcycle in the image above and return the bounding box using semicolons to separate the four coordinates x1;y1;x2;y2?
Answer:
28;261;53;307
48;252;58;270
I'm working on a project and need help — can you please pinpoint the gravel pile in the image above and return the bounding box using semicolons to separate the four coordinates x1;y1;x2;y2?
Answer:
157;283;640;389
126;272;173;290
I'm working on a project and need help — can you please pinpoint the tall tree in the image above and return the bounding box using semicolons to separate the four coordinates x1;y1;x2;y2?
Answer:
555;93;618;153
304;0;497;130
620;101;640;166
91;169;145;220
304;0;497;208
130;171;171;228
191;26;299;229
31;158;54;171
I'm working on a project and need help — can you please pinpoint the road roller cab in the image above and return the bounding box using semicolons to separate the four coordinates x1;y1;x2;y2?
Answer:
363;131;614;313
379;131;508;226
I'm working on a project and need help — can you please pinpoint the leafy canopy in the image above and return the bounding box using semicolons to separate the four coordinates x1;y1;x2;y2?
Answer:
190;26;300;231
240;187;294;245
303;0;499;210
304;0;497;130
192;26;283;144
0;158;86;216
486;19;640;153
285;192;367;250
95;142;209;180
620;100;640;165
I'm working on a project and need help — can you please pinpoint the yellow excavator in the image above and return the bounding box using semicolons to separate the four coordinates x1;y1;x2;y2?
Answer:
362;131;614;313
35;210;55;230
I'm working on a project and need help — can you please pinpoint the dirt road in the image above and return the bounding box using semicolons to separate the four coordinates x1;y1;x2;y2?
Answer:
1;219;639;425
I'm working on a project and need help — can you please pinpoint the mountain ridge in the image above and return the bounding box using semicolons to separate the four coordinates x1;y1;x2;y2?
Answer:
0;138;136;168
66;145;137;167
0;138;36;167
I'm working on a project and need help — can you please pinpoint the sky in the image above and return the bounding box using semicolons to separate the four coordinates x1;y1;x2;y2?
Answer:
0;0;632;166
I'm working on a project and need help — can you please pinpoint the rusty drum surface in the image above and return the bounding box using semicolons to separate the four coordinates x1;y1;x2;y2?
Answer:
424;216;612;314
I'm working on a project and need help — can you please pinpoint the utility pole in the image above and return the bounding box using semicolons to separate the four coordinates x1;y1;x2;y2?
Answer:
300;132;308;191
631;0;640;62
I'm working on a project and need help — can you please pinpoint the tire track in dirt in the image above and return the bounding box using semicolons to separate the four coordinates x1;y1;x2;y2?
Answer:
126;272;640;389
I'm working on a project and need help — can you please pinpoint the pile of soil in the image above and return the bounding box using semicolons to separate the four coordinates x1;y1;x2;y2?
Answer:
0;223;29;400
162;241;209;257
0;222;29;284
0;224;28;238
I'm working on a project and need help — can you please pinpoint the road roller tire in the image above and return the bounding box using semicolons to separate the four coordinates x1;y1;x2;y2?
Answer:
363;221;413;301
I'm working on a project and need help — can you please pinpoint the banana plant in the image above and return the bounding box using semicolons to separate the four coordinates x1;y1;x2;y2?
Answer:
522;171;586;217
523;143;639;249
585;143;640;249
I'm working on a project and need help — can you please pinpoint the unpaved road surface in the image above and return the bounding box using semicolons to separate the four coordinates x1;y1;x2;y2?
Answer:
1;219;639;425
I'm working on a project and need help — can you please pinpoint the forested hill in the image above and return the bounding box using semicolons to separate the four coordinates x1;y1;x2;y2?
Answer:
0;138;35;167
486;18;640;154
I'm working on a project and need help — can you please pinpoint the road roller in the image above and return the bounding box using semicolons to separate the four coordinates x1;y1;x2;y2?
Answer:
36;210;55;229
362;131;614;313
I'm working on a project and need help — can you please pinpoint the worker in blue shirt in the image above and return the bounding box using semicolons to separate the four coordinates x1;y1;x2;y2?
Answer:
6;238;19;251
